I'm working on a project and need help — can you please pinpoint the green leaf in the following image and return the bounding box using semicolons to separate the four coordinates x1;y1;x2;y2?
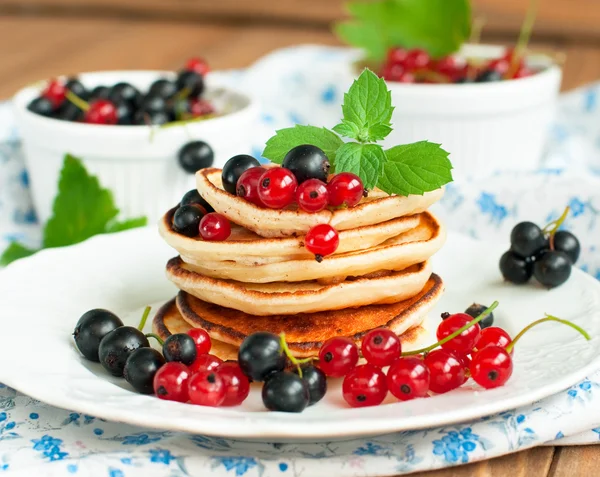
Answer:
0;242;38;266
43;154;120;248
335;0;472;61
335;142;386;190
337;69;393;142
262;125;344;164
377;141;453;196
367;124;393;142
332;120;361;140
105;217;148;233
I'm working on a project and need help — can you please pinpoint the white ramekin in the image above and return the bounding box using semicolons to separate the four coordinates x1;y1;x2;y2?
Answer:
13;71;259;224
346;44;562;180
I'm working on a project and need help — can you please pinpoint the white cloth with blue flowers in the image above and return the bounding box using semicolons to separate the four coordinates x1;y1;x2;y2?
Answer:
1;45;600;476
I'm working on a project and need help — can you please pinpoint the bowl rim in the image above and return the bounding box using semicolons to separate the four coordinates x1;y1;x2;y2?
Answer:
12;69;259;135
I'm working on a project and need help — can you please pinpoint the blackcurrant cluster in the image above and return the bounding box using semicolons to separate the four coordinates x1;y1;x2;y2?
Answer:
500;215;580;288
171;188;232;241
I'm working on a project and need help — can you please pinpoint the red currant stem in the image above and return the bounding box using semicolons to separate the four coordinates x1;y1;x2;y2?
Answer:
144;333;164;346
542;206;570;237
413;70;451;84
279;333;303;378
469;16;486;45
65;90;90;112
505;314;590;354
402;301;499;356
137;306;152;331
507;0;538;78
159;114;215;130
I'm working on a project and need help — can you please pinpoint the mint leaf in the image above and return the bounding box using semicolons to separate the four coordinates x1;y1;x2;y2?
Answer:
332;120;361;140
377;141;453;196
335;142;386;190
105;217;148;233
334;69;393;143
368;124;393;142
0;243;38;266
262;125;344;164
336;0;471;61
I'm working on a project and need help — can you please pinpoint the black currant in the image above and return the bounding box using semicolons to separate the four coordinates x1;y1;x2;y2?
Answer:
109;82;141;107
262;371;310;413
294;365;327;405
178;141;214;174
27;97;54;117
282;145;330;183
162;333;197;365
139;94;169;114
133;110;171;126
176;70;205;97
455;77;475;84
148;79;178;100
238;332;286;382
533;250;572;288
57;102;84;122
221;155;261;195
123;348;166;394
553;231;580;264
180;189;214;212
464;303;494;329
172;204;204;237
73;309;124;362
499;250;533;284
65;78;88;100
98;326;149;377
89;85;111;101
115;100;134;125
510;222;546;258
476;70;504;82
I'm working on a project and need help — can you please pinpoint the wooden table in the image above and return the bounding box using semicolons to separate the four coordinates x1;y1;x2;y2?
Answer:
1;1;600;475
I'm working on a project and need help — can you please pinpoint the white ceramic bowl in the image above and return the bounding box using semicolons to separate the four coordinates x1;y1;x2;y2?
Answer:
13;71;259;223
347;44;562;179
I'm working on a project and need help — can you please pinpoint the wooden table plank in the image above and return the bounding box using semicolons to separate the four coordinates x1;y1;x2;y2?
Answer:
549;446;600;476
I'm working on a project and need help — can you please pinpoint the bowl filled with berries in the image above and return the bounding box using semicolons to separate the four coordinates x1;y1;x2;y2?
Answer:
335;0;562;179
12;58;259;223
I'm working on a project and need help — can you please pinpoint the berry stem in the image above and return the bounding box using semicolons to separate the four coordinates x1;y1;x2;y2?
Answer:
507;0;538;78
145;333;164;346
279;333;304;378
469;16;486;45
542;206;570;249
505;314;590;354
413;70;452;84
402;301;500;356
137;306;151;331
65;90;90;112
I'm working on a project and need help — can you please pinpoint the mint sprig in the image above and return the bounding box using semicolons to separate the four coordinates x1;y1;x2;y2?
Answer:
261;68;453;196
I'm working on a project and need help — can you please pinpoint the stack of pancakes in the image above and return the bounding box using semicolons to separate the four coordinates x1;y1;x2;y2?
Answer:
153;168;446;360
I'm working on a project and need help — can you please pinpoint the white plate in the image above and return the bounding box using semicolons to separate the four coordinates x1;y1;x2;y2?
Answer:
0;227;599;440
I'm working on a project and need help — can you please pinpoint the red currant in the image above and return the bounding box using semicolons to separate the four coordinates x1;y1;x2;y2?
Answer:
42;79;66;108
217;362;250;406
84;100;118;125
470;346;513;389
405;49;430;70
361;329;401;368
189;353;223;374
189;98;214;117
236;167;266;207
475;327;513;355
296;179;329;213
386;357;430;401
187;328;212;355
386;47;409;65
424;349;466;394
327;173;364;207
153;362;190;402
382;64;406;82
258;168;298;209
185;57;210;76
199;213;231;241
343;364;388;408
188;369;226;406
305;224;339;260
487;58;511;76
513;66;533;79
318;337;359;377
436;313;480;355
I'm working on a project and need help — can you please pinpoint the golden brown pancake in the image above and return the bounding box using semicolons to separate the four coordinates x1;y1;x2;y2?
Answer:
174;274;443;358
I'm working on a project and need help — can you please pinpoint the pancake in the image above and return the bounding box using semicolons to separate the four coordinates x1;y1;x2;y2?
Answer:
178;211;445;283
196;168;444;238
175;273;443;357
167;257;433;315
152;299;239;361
159;207;422;265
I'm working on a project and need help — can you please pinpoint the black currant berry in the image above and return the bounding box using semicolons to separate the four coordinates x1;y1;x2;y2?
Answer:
109;82;141;107
294;365;327;405
464;303;494;329
178;141;214;174
98;326;149;377
180;189;214;212
73;309;124;362
499;250;533;284
238;332;286;382
148;79;178;100
124;348;166;394
27;97;54;117
65;78;88;100
133;110;171;126
89;85;110;101
221;155;261;195
510;222;546;258
553;231;580;264
176;70;205;97
162;333;197;365
262;371;310;413
533;250;572;288
57;102;84;122
282;145;330;184
115;100;134;125
172;204;204;237
476;70;503;82
139;94;169;114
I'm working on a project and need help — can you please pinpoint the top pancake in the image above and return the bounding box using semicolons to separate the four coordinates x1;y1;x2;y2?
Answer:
196;168;444;238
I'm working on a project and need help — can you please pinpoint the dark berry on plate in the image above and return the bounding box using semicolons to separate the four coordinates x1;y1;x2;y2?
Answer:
115;100;135;125
98;326;149;377
162;333;197;365
282;145;330;184
238;332;286;382
262;371;310;413
294;365;327;406
90;85;110;101
176;70;205;97
258;168;298;209
57;102;84;122
327;173;364;207
464;303;494;329
199;213;231;241
178;141;214;174
123;347;166;394
148;78;178;100
510;221;546;258
133;110;170;126
85;100;118;125
180;189;214;212
188;369;226;407
153;362;190;402
172;204;204;237
109;82;141;107
553;231;580;264
533;250;572;288
27;97;54;117
221;155;261;195
65;78;88;100
218;362;250;406
476;70;504;82
499;250;533;284
73;309;124;362
139;94;169;114
236;167;266;207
